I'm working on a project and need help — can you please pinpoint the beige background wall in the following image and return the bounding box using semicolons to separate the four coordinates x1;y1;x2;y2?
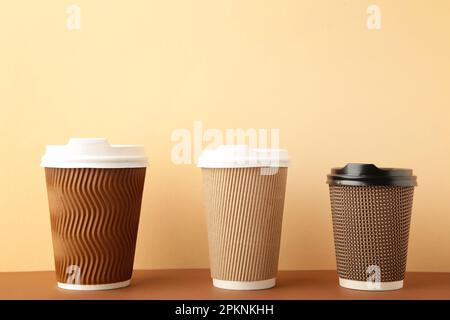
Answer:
1;0;449;272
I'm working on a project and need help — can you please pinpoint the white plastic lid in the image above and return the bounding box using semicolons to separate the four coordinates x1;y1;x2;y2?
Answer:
41;138;148;168
197;145;289;168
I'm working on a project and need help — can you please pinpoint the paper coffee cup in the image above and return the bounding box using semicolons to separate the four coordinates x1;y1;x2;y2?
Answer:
198;145;289;290
41;138;148;290
327;163;417;291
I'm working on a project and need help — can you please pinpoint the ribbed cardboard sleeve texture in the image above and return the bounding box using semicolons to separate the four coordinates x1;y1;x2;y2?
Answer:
329;185;415;282
45;168;146;285
202;167;288;282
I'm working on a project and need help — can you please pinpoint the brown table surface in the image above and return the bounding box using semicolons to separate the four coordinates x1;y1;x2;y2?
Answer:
0;270;449;300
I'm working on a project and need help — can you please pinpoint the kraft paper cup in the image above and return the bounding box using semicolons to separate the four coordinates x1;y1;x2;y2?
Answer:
198;145;289;290
327;163;417;291
41;138;148;290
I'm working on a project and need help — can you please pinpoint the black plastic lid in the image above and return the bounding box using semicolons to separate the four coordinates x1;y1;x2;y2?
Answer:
327;163;417;187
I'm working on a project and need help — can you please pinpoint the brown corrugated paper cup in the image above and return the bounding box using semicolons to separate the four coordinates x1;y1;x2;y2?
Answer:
327;163;417;291
198;145;289;290
41;138;148;290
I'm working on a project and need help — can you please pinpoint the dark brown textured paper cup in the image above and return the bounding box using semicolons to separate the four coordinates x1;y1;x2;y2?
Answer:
198;146;289;290
41;138;148;290
327;163;417;291
45;167;145;289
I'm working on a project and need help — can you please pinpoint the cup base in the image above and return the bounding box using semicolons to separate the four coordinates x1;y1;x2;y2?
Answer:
339;278;403;291
57;279;131;291
212;278;276;290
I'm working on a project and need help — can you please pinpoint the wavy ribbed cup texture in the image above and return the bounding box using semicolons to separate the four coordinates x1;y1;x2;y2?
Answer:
329;185;414;283
45;168;146;286
202;167;288;282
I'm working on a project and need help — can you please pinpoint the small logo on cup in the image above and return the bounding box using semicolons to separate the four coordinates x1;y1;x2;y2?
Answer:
66;265;81;285
366;265;381;290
